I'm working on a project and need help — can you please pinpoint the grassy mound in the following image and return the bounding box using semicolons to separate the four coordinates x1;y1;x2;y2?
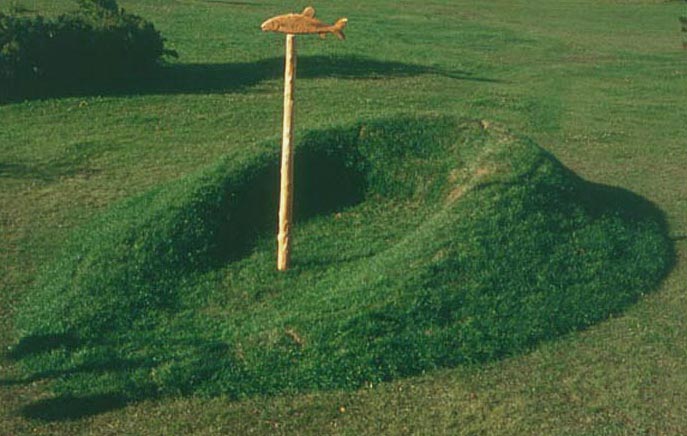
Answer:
12;115;672;405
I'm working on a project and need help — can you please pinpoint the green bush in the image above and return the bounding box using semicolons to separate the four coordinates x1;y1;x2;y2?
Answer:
0;0;175;92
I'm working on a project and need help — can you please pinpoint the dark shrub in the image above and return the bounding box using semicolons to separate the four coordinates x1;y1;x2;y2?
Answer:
0;0;176;98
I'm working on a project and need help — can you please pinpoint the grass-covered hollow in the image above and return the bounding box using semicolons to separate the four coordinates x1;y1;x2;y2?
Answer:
12;115;672;405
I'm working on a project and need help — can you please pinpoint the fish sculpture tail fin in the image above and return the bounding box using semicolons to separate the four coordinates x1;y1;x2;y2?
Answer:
332;18;348;40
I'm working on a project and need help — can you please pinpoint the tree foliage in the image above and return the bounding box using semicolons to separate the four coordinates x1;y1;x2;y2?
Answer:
0;0;176;96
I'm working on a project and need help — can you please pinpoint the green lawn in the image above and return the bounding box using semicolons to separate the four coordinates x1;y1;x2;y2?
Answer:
2;0;687;434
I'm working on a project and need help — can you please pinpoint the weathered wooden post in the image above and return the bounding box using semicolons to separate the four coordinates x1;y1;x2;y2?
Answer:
277;33;296;272
261;7;348;271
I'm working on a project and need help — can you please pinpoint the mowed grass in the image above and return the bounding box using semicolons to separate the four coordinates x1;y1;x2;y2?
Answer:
1;0;686;434
10;113;672;419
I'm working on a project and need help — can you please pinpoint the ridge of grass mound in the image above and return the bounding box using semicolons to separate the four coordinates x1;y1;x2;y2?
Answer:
11;115;672;412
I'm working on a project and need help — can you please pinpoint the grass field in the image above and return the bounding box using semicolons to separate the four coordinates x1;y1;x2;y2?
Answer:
2;0;687;434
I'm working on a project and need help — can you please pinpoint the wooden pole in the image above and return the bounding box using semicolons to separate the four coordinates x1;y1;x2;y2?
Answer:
262;7;347;270
277;34;296;271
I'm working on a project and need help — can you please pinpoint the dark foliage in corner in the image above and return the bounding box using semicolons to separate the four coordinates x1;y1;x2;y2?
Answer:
0;0;176;98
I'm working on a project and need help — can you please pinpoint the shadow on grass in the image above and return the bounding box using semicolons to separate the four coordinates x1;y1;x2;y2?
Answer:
7;333;79;360
583;182;670;225
20;394;130;421
1;140;112;182
0;337;130;420
1;55;499;103
575;181;676;310
0;161;99;182
0;162;59;182
0;357;147;388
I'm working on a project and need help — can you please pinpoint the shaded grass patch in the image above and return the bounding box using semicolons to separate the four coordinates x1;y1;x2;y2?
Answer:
20;393;129;421
1;55;496;104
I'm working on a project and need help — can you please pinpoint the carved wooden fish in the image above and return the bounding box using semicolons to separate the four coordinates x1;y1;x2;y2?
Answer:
261;6;348;40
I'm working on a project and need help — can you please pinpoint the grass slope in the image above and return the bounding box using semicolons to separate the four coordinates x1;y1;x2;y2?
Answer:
2;0;686;434
11;115;672;413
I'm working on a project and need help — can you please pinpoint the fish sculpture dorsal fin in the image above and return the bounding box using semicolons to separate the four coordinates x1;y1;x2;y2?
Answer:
302;6;315;18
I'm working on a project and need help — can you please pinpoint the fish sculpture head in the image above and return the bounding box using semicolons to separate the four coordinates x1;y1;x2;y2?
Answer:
260;16;282;32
